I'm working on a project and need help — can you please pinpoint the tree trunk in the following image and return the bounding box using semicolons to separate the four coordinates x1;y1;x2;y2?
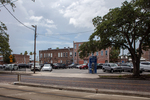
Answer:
132;58;140;77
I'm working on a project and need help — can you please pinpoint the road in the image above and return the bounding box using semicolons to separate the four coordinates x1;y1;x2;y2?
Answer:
0;83;149;100
0;73;150;92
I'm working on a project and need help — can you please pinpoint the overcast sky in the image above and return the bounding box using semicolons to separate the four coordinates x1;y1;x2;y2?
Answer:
0;0;131;59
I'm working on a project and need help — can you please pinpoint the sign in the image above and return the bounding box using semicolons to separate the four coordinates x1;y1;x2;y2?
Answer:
9;55;13;63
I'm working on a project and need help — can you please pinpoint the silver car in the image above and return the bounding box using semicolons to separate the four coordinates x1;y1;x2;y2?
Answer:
5;64;18;70
41;64;52;72
140;62;150;71
102;63;122;73
31;63;41;71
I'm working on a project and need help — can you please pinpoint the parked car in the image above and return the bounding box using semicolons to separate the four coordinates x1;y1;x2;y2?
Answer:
140;62;150;71
0;64;3;69
41;64;52;71
102;63;122;73
18;64;30;68
97;63;103;69
120;63;133;72
76;64;82;69
53;63;62;69
31;63;41;71
5;64;18;70
79;64;88;69
67;64;79;68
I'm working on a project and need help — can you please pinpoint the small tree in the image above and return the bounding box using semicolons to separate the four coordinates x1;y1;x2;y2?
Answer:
24;51;28;55
30;52;33;59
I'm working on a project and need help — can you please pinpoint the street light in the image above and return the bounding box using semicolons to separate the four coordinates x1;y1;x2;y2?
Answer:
32;25;37;74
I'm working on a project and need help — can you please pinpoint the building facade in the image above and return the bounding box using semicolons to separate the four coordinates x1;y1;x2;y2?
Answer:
142;49;150;61
13;54;30;64
73;41;110;64
39;47;73;64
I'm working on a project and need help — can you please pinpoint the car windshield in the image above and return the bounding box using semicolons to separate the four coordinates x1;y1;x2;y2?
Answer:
33;64;40;66
110;64;118;67
44;64;50;67
83;64;86;65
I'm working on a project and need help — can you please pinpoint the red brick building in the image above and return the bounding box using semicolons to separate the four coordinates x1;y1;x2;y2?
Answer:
39;47;73;64
142;49;150;61
13;54;30;64
73;41;110;64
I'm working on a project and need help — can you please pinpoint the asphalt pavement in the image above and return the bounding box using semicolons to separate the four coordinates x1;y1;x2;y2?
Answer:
0;68;150;98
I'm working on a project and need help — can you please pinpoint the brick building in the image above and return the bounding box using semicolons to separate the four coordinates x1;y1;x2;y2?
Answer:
39;47;73;64
13;54;30;64
73;41;110;64
142;49;150;61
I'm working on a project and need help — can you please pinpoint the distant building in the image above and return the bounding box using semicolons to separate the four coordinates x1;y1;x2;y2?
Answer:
13;54;30;64
73;41;110;64
142;49;150;61
39;47;73;64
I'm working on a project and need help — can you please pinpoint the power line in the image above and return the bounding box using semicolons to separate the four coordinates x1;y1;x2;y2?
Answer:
2;4;34;31
38;34;72;42
38;30;94;36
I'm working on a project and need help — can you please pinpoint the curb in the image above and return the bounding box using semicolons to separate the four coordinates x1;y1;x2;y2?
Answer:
14;82;150;98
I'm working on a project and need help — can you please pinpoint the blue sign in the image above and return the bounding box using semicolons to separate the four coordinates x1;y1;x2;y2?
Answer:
89;56;97;74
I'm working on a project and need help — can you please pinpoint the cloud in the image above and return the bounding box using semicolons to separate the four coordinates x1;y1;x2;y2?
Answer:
46;19;54;24
57;0;108;28
30;16;43;22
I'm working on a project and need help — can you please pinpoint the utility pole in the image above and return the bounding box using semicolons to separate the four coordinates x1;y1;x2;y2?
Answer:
32;25;37;74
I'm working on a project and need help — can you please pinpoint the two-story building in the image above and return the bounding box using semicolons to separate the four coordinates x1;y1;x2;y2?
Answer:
39;47;73;64
73;41;110;64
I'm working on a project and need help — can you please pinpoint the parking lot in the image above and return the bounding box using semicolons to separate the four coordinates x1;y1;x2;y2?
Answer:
2;68;150;75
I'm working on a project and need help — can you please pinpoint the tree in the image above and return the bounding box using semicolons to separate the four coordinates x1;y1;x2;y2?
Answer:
3;52;16;63
20;53;22;55
30;52;33;59
78;0;150;77
24;51;28;55
56;47;59;49
109;47;120;63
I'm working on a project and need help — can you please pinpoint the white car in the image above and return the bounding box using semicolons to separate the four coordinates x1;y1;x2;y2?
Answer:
31;63;41;71
140;62;150;71
41;64;52;72
5;64;18;70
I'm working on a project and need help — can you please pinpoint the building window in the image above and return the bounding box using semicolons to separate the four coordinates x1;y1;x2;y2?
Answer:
92;53;94;56
75;44;76;49
75;52;76;56
40;53;42;58
61;52;62;57
51;53;53;57
96;52;98;56
58;53;60;57
70;52;72;57
44;53;46;58
105;50;107;55
79;44;81;47
60;60;62;63
48;53;50;57
66;52;68;57
101;51;103;56
51;60;53;63
63;52;65;57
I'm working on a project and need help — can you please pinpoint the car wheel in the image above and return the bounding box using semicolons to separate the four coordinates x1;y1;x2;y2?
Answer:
103;69;106;72
111;69;114;73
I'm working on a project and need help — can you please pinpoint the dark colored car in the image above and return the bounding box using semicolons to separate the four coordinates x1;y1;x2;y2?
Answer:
68;64;79;68
53;63;63;69
18;64;29;68
97;63;103;69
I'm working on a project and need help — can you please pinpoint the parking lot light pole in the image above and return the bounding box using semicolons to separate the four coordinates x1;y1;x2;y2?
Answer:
32;25;37;74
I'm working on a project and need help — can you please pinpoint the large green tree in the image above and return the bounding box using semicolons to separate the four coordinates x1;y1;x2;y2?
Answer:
109;47;120;63
0;0;15;61
78;0;150;76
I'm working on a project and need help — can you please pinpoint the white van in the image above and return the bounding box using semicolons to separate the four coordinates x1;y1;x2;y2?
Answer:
140;62;150;71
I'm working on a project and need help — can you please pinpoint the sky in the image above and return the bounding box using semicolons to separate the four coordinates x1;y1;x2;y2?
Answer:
0;0;131;60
